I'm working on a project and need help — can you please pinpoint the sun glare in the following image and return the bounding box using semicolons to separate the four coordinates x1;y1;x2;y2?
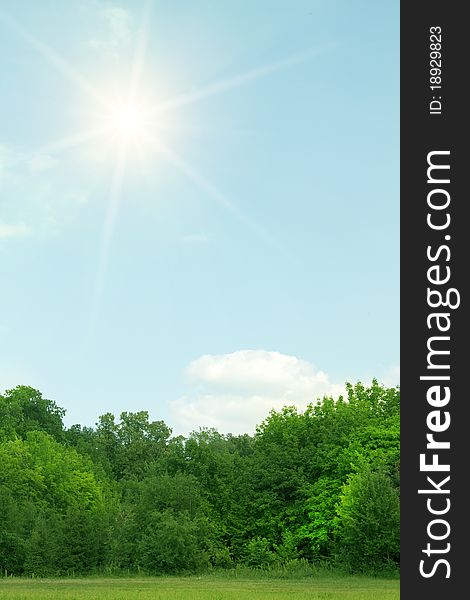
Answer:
106;102;148;141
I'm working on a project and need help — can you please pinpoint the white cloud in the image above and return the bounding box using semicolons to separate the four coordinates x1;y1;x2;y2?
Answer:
380;364;400;387
28;154;57;173
103;7;132;43
0;221;31;239
0;144;15;180
0;137;91;236
169;350;345;435
87;6;133;59
0;145;5;175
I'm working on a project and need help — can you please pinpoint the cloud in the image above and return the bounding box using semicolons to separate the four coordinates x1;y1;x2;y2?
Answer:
169;350;345;435
0;137;91;236
87;6;133;59
103;7;132;42
28;154;57;173
0;144;14;180
0;144;5;169
0;221;31;239
379;364;400;387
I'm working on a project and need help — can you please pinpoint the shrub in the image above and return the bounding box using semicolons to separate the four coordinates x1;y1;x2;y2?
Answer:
334;465;399;573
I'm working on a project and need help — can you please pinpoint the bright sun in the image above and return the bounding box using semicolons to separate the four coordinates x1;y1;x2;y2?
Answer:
105;101;149;142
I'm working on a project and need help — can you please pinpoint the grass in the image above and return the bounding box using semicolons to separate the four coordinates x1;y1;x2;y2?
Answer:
0;574;399;599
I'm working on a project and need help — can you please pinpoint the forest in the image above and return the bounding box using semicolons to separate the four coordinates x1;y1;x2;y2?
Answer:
0;381;399;577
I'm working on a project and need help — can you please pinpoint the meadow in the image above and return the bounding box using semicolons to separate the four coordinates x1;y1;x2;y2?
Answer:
0;574;399;600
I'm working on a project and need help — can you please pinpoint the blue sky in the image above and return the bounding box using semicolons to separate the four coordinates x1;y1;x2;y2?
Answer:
0;0;399;434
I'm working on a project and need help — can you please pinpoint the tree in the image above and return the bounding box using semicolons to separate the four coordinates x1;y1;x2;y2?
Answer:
0;386;65;441
95;411;171;480
137;509;207;573
0;431;108;575
0;487;32;575
23;511;62;577
298;476;342;559
58;507;107;575
334;465;400;573
0;381;400;575
243;537;276;568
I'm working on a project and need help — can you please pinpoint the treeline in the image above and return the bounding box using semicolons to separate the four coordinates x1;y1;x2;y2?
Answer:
0;381;399;577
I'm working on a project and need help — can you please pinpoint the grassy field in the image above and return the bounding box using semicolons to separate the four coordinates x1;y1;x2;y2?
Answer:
0;575;399;599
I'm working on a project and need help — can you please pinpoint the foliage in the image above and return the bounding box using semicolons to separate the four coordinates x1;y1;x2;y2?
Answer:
0;380;399;576
243;537;276;568
137;509;208;573
0;386;65;442
334;465;400;573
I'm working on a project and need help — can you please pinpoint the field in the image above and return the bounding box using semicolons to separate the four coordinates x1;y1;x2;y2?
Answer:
0;575;399;599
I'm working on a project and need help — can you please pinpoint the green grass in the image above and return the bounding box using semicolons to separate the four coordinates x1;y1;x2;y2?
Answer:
0;575;399;599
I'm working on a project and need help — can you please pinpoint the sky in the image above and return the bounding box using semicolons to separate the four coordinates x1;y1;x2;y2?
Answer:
0;0;399;436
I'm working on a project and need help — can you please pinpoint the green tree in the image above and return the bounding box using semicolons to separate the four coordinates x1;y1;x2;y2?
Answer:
0;487;33;575
137;509;207;574
23;511;62;577
298;476;342;559
95;411;171;480
0;431;108;575
0;386;65;441
334;465;400;573
58;507;107;575
0;381;399;575
243;537;276;568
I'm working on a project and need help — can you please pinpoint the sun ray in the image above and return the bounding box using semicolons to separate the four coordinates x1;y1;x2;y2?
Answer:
128;0;153;106
0;10;112;111
143;133;293;260
1;2;306;339
38;127;111;154
87;2;152;340
88;141;128;340
149;44;337;116
2;128;110;172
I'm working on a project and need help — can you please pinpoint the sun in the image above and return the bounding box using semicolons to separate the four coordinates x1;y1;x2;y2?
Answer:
82;88;167;164
103;100;152;144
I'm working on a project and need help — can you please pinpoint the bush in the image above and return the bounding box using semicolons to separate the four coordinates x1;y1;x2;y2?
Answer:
243;537;276;568
137;509;208;574
23;512;62;577
334;465;400;573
